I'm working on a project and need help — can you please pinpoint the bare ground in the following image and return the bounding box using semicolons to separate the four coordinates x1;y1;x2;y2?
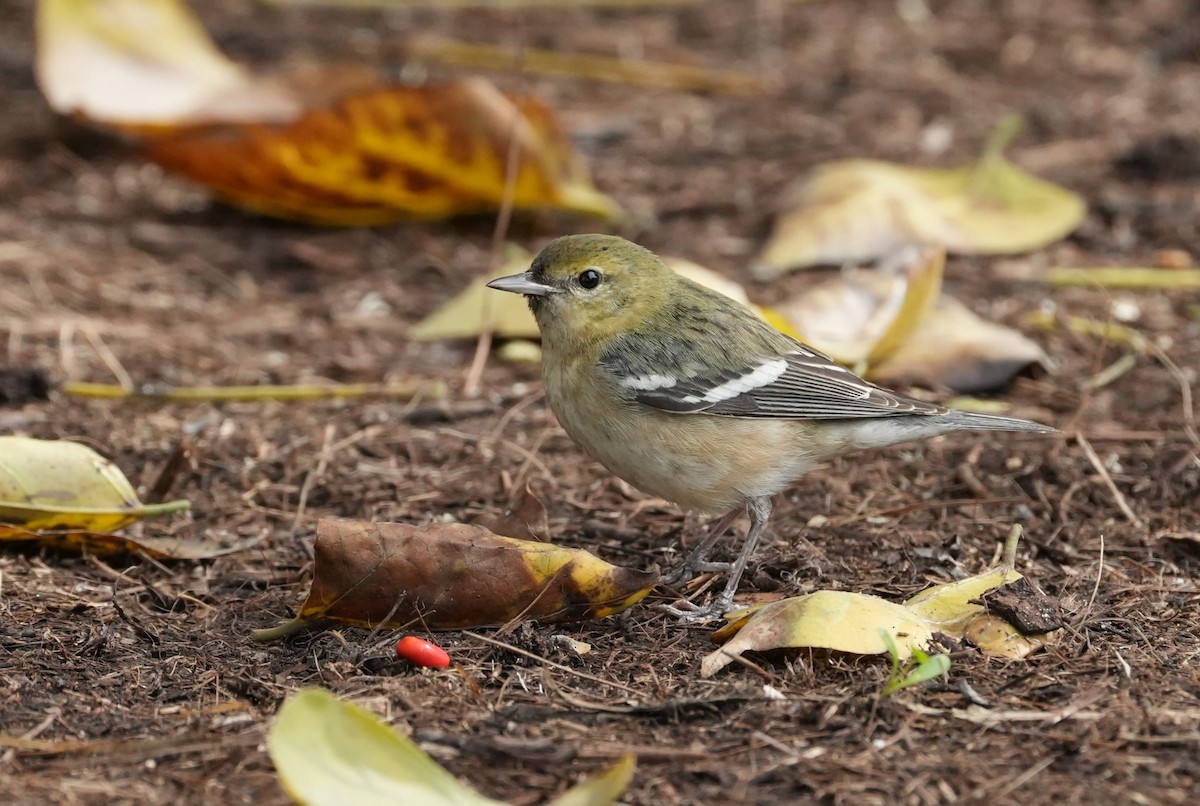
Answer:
1;1;1198;804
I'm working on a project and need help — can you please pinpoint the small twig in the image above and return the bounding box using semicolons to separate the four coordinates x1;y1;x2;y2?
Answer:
292;424;336;532
1076;434;1143;528
408;36;765;95
80;326;134;392
462;630;646;697
464;32;527;398
1047;267;1200;289
1065;531;1107;648
62;380;444;402
1150;342;1199;448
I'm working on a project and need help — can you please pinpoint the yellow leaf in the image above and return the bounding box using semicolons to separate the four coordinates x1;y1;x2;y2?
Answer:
868;295;1051;393
269;689;507;806
145;79;624;225
36;0;299;126
269;689;634;806
0;436;189;534
903;566;1022;629
962;614;1054;660
410;247;541;341
548;754;636;806
702;527;1050;677
757;117;1086;276
700;591;934;677
774;247;945;367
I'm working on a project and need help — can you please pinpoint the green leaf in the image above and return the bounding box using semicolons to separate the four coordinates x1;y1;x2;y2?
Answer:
269;689;635;806
0;436;188;534
270;689;507;806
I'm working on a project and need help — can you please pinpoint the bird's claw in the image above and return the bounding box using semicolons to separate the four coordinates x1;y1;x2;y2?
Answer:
654;597;734;624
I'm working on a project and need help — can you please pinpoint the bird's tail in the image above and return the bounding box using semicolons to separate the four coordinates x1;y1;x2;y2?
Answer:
939;410;1058;434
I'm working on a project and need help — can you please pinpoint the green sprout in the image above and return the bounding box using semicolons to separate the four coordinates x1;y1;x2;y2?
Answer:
880;630;951;696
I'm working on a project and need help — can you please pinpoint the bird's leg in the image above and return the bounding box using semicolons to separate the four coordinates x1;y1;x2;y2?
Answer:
670;496;773;624
662;508;740;585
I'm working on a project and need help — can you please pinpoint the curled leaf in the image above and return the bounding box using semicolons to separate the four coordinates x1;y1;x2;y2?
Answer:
702;528;1054;677
869;296;1051;393
757;117;1086;276
775;247;944;368
254;519;657;639
701;590;934;678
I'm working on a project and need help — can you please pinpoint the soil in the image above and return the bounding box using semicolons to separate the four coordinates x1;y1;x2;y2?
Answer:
1;1;1198;804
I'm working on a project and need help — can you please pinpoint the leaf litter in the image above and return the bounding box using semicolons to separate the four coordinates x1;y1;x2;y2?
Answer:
4;2;1199;805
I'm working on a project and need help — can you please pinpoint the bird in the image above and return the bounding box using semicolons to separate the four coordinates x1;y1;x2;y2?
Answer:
487;234;1056;621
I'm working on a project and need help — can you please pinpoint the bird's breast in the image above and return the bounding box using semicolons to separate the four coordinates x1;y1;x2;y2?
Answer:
542;357;818;513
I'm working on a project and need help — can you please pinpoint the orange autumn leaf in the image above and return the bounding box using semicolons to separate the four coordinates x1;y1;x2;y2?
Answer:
253;519;657;640
145;78;623;225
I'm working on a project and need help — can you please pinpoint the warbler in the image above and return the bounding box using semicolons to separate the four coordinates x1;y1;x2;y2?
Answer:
488;234;1055;620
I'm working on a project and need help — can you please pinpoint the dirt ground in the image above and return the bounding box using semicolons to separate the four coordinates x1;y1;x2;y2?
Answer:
2;0;1199;804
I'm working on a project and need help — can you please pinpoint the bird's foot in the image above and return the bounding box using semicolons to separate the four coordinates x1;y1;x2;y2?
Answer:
662;560;732;587
655;592;736;624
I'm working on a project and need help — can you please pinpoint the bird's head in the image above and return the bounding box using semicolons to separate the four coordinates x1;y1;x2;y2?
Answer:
487;234;671;345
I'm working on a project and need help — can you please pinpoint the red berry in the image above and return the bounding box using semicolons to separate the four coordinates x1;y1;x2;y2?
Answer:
395;636;450;669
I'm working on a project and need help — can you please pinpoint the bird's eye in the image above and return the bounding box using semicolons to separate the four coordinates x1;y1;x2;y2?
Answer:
578;268;602;290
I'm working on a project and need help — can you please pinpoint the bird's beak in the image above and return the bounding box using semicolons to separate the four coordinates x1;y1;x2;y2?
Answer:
486;272;558;297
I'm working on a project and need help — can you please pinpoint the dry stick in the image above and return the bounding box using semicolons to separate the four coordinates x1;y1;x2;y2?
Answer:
80;326;135;392
1152;343;1200;448
462;629;647;697
408;37;763;95
1075;434;1143;528
463;41;528;398
62;380;441;402
292;424;336;532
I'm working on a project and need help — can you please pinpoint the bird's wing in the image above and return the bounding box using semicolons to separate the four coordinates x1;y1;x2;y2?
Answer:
599;328;945;420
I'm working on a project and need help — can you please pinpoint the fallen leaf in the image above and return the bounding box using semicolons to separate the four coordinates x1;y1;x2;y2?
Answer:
701;590;935;678
36;2;619;224
774;246;944;368
36;0;300;126
962;615;1053;660
253;519;658;640
869;295;1051;393
145;79;623;225
757;117;1086;276
0;436;189;534
547;754;636;806
269;688;635;806
410;247;542;341
702;526;1057;677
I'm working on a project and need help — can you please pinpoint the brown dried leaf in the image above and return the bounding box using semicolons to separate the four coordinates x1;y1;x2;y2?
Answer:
254;519;657;639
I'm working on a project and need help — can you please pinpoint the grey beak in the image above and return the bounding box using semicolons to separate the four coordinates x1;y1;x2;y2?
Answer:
486;272;558;297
